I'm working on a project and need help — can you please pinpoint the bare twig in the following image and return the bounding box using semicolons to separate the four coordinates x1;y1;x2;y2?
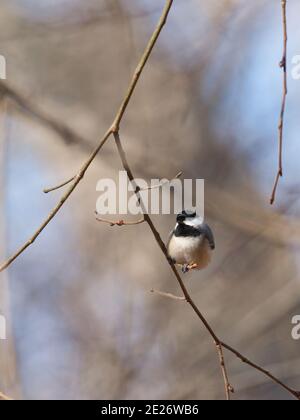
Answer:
45;171;182;195
270;0;288;205
141;171;183;191
95;213;145;227
0;0;174;272
150;288;186;301
114;131;300;400
43;176;76;194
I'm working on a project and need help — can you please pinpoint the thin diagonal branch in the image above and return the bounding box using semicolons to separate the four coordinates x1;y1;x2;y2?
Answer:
0;0;174;273
270;0;288;205
43;176;76;194
113;131;300;401
220;341;300;400
0;128;112;272
111;0;174;133
113;131;232;400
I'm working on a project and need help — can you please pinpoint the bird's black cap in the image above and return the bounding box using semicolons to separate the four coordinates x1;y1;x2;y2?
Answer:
176;210;196;223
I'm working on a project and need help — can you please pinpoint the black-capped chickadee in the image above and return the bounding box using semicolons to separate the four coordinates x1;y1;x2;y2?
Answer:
167;210;215;273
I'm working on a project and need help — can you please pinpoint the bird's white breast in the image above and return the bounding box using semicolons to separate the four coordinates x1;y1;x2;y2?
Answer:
168;234;212;269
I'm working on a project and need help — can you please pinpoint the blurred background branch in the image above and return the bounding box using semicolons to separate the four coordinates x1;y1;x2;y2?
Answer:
0;80;92;151
270;0;288;204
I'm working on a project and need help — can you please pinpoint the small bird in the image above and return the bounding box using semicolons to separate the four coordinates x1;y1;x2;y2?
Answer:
167;210;215;273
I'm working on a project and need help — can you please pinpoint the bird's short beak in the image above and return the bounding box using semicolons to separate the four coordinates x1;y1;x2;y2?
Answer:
176;213;185;223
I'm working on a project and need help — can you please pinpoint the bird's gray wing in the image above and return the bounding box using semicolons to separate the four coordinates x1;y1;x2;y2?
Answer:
201;223;215;250
166;229;175;251
166;229;177;263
